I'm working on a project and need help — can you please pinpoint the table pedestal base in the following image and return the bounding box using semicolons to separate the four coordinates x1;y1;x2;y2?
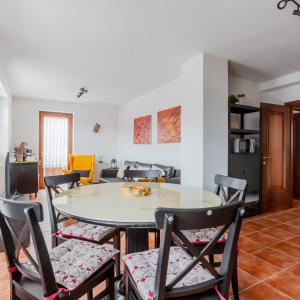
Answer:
125;228;149;254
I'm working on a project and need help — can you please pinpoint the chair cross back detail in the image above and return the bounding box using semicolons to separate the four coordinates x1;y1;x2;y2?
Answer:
44;173;80;237
153;203;244;299
0;198;58;295
214;174;248;205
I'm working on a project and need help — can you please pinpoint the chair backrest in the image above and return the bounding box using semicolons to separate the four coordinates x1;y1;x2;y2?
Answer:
0;197;58;297
154;203;244;299
44;173;80;235
215;174;247;205
124;169;161;181
69;154;95;171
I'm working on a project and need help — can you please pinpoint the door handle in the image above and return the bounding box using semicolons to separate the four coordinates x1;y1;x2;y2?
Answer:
263;156;271;160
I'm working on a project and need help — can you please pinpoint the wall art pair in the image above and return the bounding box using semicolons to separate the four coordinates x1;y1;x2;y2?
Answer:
133;106;181;144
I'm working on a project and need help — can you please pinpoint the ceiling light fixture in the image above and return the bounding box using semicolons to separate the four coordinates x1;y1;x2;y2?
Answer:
77;86;88;98
277;0;300;16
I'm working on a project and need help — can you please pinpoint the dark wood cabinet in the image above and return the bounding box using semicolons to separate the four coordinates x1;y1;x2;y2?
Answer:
10;161;39;196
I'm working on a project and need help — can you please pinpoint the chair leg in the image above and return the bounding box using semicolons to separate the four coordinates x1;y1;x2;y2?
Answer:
125;271;130;300
208;254;215;266
232;256;239;300
107;267;115;300
87;290;93;300
113;230;121;276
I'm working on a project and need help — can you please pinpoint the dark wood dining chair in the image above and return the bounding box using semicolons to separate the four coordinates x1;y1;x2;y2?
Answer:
124;169;161;182
0;197;117;300
123;203;244;300
182;174;248;300
44;173;121;275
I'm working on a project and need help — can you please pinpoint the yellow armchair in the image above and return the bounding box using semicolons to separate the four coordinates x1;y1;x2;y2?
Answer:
63;154;95;185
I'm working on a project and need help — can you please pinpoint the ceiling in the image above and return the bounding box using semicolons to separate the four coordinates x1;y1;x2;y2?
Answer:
0;0;299;104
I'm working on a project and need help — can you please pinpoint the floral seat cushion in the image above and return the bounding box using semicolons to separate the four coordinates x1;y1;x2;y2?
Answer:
57;222;115;242
122;247;214;300
23;239;118;291
182;228;227;245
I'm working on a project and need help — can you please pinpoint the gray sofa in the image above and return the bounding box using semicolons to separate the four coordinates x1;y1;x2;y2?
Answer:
101;161;181;184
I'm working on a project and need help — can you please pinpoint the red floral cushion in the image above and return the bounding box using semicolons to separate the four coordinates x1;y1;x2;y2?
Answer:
182;228;227;244
57;222;115;242
23;239;118;291
122;247;214;300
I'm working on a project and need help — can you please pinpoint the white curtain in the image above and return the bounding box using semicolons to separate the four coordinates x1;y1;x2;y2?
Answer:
43;116;69;169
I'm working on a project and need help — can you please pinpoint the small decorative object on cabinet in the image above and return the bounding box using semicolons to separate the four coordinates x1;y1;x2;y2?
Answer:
229;103;260;215
111;158;118;169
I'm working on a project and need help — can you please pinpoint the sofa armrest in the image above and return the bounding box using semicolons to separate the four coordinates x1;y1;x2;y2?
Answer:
166;177;181;184
102;168;119;178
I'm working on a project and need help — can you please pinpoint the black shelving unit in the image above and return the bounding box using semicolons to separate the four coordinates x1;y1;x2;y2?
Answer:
228;103;261;215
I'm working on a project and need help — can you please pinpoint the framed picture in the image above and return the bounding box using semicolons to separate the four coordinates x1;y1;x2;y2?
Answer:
157;106;181;143
133;115;152;144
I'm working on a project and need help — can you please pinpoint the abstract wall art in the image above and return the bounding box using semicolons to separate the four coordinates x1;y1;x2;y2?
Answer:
157;106;181;143
133;115;152;144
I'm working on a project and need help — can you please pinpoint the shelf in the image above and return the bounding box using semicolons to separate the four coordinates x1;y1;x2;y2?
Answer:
230;129;260;135
230;104;260;114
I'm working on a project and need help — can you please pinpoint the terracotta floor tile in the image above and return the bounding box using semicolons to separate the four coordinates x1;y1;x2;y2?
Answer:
251;217;280;228
245;231;280;247
286;236;300;248
240;226;255;237
287;217;300;227
0;263;9;283
265;213;292;223
286;263;300;278
260;226;296;241
271;242;300;259
237;269;260;292
239;282;290;300
238;255;281;280
252;248;296;269
241;221;266;232
266;271;300;299
0;282;10;299
279;223;300;235
238;237;265;253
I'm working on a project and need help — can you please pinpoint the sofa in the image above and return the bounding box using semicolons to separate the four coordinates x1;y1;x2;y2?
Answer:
101;161;181;184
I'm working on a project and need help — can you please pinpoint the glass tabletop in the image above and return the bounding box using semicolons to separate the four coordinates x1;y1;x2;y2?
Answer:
53;182;222;227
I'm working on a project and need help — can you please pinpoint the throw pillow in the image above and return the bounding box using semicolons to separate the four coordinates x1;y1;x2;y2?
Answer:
151;165;165;177
117;164;129;179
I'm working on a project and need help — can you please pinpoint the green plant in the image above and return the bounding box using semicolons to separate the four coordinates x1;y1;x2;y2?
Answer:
228;94;240;105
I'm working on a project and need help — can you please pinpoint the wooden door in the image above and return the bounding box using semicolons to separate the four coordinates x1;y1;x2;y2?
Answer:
39;111;73;189
261;103;292;211
293;113;300;200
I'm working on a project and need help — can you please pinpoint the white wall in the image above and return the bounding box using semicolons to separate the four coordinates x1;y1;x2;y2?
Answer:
117;79;182;168
203;54;228;191
117;53;229;189
12;98;118;163
262;84;300;104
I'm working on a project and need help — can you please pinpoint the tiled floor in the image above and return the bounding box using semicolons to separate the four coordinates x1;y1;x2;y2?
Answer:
1;192;300;299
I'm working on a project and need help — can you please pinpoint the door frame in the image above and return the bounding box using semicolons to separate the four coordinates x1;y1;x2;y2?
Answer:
285;100;300;201
39;111;73;189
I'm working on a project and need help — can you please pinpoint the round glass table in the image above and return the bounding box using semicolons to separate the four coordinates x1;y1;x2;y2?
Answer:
53;182;221;253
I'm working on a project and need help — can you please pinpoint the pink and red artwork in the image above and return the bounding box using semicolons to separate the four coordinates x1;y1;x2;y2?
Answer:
133;115;152;144
157;106;181;143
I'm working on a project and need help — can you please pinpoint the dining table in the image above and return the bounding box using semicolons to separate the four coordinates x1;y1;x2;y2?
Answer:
52;181;222;254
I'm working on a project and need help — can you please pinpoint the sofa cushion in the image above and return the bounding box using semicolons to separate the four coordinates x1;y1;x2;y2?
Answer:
152;164;175;178
103;177;125;183
136;162;152;170
124;161;137;167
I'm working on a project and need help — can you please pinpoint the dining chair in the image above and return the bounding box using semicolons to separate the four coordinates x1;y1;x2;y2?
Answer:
123;203;244;300
44;173;121;275
0;197;117;300
124;169;161;182
182;174;248;300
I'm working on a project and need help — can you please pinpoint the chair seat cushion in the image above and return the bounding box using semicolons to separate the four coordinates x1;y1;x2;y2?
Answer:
24;239;118;291
58;222;115;242
122;247;214;300
182;228;227;245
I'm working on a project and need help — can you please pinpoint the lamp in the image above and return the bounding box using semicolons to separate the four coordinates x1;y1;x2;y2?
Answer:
277;0;300;17
111;159;117;169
